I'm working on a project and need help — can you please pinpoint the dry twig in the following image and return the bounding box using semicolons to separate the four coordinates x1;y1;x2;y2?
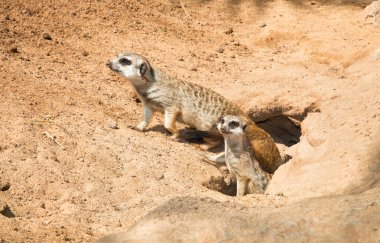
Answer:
44;131;66;150
179;0;192;19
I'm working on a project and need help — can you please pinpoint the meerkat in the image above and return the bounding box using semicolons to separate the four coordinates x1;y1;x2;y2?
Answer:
106;52;285;172
218;115;271;196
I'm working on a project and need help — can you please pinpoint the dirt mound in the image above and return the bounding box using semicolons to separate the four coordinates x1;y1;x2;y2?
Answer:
97;187;380;242
0;0;379;242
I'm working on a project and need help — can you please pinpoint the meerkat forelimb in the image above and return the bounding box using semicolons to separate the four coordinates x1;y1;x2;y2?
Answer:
218;115;271;196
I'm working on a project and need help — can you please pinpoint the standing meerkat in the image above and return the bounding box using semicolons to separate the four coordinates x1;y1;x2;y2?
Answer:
106;53;285;172
218;115;271;195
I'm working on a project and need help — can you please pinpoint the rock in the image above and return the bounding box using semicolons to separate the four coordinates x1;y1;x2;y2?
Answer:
372;48;380;60
82;51;89;56
190;67;198;71
9;47;19;53
260;23;267;28
216;47;224;53
107;119;119;129
42;33;52;40
364;0;380;26
224;27;233;34
0;181;10;191
42;220;50;226
155;173;164;180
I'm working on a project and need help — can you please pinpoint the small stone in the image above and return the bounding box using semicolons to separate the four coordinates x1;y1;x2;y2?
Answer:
82;51;89;56
310;1;316;5
9;47;19;53
107;119;119;129
178;57;184;61
275;192;284;196
260;23;267;28
42;33;52;40
368;201;378;207
224;27;233;34
156;174;164;180
230;55;235;58
42;220;50;226
0;182;10;191
373;48;380;60
191;67;198;71
216;47;224;53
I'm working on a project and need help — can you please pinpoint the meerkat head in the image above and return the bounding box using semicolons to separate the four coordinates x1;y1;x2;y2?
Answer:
217;115;248;136
106;53;153;86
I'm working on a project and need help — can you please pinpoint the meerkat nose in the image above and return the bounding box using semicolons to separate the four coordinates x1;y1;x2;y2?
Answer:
106;61;112;68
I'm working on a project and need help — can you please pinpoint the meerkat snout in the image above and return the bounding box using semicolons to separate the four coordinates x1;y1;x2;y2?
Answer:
218;115;247;135
107;53;151;86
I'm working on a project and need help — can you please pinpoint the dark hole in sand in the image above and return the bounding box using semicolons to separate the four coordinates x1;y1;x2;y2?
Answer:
256;115;301;147
1;205;15;218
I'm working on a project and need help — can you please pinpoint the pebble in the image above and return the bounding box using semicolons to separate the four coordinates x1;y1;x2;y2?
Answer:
372;48;380;60
260;23;267;28
224;27;233;34
107;119;119;129
156;173;164;180
0;182;10;191
216;47;224;53
191;67;198;71
82;51;89;56
42;220;50;226
42;33;52;40
9;47;19;53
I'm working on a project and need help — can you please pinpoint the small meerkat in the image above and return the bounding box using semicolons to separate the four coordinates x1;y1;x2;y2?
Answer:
106;53;285;172
218;115;271;196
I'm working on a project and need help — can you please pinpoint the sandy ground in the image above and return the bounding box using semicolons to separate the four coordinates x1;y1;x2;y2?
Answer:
0;0;380;242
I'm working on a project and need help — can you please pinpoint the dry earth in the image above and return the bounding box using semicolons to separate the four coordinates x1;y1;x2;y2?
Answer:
0;0;380;242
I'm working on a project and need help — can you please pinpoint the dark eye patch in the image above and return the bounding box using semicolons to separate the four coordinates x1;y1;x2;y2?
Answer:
229;121;239;129
119;58;131;65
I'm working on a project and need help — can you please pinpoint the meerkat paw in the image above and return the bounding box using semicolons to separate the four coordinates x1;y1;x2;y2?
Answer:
135;121;147;131
170;132;181;141
207;152;226;164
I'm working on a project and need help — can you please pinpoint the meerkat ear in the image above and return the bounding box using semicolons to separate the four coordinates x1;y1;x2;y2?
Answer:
242;124;247;132
139;62;148;76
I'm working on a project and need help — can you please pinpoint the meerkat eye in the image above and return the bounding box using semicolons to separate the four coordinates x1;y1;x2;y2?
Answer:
119;58;131;65
229;121;239;128
221;118;225;124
